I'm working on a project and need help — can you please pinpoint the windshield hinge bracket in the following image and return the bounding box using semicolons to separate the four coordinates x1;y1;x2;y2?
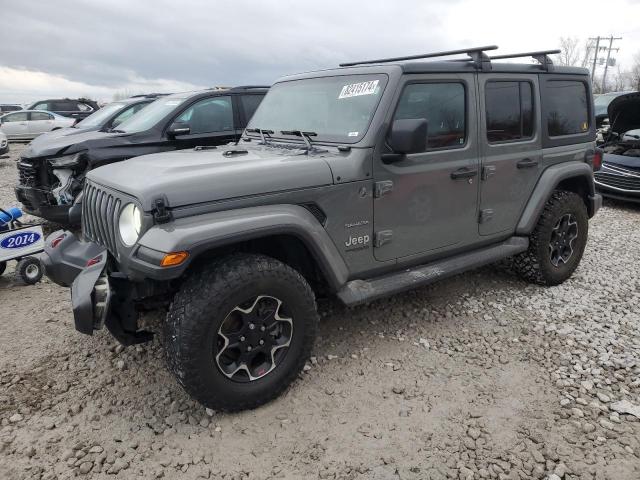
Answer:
153;197;172;224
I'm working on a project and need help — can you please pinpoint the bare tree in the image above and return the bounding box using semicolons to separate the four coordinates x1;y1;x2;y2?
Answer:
629;52;640;92
610;66;628;92
557;37;593;69
112;90;133;101
558;37;581;66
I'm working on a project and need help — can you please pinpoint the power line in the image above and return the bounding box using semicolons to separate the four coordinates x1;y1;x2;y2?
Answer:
588;35;622;92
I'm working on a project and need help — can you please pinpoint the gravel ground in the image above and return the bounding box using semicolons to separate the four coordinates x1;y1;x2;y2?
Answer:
1;143;640;480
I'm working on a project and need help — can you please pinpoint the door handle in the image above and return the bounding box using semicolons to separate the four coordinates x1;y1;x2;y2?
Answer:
517;158;539;169
450;167;478;180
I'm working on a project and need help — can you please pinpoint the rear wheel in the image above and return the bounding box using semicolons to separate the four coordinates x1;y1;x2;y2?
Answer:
512;190;588;286
165;253;318;411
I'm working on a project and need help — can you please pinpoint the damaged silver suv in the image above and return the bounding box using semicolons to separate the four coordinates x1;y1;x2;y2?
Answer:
41;46;602;411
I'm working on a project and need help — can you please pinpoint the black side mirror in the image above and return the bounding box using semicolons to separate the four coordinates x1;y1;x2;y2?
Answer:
167;122;191;138
388;118;428;154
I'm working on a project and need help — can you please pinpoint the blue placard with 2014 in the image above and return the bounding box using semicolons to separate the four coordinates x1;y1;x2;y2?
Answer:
0;231;42;249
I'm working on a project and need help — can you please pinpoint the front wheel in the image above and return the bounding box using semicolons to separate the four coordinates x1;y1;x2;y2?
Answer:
512;190;588;286
165;253;318;411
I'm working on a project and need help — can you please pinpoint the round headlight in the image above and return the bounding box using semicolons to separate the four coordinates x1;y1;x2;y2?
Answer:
119;203;142;246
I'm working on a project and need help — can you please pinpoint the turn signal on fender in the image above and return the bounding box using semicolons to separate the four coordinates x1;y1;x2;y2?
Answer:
160;251;189;267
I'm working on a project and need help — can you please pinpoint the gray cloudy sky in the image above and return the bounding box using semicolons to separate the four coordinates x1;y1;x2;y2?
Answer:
1;0;639;103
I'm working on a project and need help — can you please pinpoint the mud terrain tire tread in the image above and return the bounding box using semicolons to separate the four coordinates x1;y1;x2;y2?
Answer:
512;190;588;286
165;253;318;411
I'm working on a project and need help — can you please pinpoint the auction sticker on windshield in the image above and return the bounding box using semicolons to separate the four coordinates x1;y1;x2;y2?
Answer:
339;80;379;99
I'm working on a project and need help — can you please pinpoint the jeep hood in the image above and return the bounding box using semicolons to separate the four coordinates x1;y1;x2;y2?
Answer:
87;147;335;211
22;130;123;158
608;92;640;135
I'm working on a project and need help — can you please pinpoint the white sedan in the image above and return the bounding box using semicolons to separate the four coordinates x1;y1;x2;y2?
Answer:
0;131;8;155
0;110;76;140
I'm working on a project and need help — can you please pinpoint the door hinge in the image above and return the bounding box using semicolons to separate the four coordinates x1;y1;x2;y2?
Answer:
374;230;393;247
479;209;494;223
482;165;496;181
374;180;394;198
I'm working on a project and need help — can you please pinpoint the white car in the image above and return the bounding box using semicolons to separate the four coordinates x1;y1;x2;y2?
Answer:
0;131;8;155
0;110;76;140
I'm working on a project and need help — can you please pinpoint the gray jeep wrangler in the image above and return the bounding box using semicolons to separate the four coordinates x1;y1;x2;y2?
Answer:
41;46;602;411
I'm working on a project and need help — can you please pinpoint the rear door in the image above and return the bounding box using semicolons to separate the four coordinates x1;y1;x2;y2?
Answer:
28;111;55;134
478;74;542;236
373;74;481;261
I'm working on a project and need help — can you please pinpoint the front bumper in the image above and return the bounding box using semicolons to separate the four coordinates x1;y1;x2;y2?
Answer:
15;186;71;224
41;231;107;334
595;184;640;203
41;231;154;344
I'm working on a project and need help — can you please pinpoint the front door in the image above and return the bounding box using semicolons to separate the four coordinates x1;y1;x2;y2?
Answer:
373;74;480;262
168;95;240;149
478;75;542;236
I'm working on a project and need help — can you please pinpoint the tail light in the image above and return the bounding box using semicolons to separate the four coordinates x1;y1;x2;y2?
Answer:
592;148;603;171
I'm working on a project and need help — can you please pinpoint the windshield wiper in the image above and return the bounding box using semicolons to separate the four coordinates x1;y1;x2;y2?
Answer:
280;130;317;150
109;129;126;133
245;128;274;144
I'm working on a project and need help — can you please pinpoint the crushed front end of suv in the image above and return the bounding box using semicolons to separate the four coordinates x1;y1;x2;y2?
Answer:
594;92;640;202
15;87;267;224
41;46;602;411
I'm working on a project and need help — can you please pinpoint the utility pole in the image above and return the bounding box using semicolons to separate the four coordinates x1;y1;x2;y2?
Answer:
601;35;621;92
590;36;601;81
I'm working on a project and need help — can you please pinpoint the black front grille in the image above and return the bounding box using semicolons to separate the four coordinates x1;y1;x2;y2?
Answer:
17;160;39;187
595;171;640;191
82;182;122;257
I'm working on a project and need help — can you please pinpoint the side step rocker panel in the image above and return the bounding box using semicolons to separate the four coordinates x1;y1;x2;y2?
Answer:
337;237;529;306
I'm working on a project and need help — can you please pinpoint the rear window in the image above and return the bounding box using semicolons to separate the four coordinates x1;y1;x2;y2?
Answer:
486;81;534;142
545;81;589;137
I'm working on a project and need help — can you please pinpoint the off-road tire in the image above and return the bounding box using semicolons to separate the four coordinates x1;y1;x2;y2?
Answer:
16;257;43;285
512;190;588;286
0;261;6;276
165;253;318;411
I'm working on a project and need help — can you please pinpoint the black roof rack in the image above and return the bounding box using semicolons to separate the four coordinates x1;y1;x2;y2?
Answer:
340;46;563;72
339;45;498;69
489;49;560;71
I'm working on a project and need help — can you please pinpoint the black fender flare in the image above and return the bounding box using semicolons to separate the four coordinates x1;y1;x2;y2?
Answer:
135;204;349;291
516;162;596;235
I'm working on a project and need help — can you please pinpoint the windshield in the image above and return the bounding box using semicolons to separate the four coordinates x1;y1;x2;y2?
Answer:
247;74;388;143
75;102;126;128
594;92;628;117
116;96;188;133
